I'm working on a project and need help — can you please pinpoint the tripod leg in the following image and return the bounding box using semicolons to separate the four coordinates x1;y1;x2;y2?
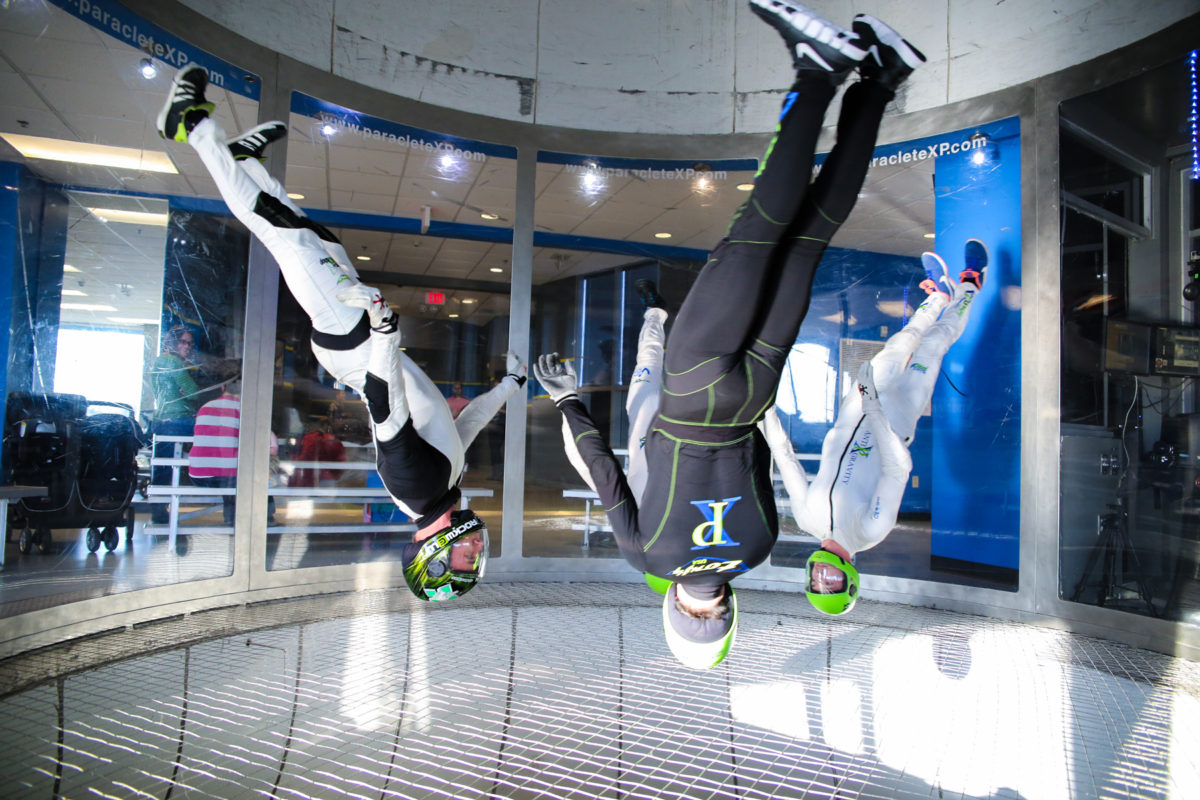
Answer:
1070;516;1114;603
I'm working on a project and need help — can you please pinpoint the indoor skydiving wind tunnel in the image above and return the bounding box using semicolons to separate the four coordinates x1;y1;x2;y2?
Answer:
1;0;1200;796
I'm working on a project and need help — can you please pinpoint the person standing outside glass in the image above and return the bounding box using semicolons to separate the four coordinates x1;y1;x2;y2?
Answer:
150;324;202;523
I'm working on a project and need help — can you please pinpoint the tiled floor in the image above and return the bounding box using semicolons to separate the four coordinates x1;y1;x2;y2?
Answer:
0;583;1197;799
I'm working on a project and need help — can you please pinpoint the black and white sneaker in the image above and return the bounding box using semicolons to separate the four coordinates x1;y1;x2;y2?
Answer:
227;121;288;161
749;0;866;77
852;15;926;92
635;279;667;311
156;63;214;142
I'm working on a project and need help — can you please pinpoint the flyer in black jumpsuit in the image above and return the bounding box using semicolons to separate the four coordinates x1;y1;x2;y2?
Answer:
557;71;892;597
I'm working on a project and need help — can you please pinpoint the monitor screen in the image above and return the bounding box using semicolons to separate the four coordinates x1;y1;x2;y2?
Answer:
1103;319;1152;374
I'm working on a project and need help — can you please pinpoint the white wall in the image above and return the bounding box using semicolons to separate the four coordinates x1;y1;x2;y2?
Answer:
178;0;1197;134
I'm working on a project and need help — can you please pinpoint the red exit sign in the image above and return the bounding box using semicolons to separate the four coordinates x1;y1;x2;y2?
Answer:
426;291;446;305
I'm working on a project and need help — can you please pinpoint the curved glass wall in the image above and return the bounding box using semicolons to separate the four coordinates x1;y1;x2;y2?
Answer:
0;0;258;614
267;95;516;570
1058;54;1200;623
524;154;754;557
525;122;1023;593
0;0;1195;663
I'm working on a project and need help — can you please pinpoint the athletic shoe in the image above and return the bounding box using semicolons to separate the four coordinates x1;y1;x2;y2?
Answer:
336;283;398;333
635;279;667;311
227;121;287;161
920;251;952;297
749;0;866;77
851;15;926;92
961;237;989;288
156;63;214;142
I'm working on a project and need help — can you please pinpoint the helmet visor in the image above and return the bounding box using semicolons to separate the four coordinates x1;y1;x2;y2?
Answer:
807;560;847;594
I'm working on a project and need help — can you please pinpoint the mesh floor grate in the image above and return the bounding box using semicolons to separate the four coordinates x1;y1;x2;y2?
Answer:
0;583;1197;799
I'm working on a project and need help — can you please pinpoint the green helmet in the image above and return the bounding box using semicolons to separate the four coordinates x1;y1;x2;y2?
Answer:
401;510;488;602
662;584;738;670
805;549;860;615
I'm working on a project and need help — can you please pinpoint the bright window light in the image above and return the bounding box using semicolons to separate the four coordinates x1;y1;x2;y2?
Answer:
86;207;169;226
1;133;178;174
54;328;146;418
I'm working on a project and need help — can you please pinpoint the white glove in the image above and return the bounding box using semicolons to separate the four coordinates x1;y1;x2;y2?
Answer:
505;350;527;385
534;353;579;405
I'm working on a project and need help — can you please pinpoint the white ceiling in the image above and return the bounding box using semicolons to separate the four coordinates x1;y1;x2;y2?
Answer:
0;1;933;330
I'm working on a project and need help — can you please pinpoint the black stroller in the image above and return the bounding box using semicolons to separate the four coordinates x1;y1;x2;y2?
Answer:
4;391;146;554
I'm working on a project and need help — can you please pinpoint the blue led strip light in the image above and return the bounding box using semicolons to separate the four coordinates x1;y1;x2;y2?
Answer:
1191;49;1198;180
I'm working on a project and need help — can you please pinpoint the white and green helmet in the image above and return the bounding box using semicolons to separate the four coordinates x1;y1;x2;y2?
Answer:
401;510;488;602
805;549;861;615
662;583;738;670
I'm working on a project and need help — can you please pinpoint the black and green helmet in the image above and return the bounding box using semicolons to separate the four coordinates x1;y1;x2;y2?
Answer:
401;510;489;602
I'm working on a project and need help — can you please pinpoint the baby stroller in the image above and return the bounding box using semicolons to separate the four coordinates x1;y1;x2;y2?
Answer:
4;392;146;554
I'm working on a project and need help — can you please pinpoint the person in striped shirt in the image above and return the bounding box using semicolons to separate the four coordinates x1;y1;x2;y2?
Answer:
188;380;276;524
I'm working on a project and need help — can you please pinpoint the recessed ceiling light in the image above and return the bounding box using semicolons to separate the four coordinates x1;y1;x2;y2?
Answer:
86;207;169;226
61;302;117;311
480;212;499;220
139;58;157;79
287;192;305;200
62;289;87;297
0;133;178;174
461;298;477;304
654;232;672;239
63;264;80;273
489;267;504;273
109;317;160;324
923;233;936;239
737;183;754;191
448;313;460;319
356;255;371;261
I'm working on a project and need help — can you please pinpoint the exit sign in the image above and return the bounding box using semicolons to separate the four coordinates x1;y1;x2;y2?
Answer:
426;291;445;305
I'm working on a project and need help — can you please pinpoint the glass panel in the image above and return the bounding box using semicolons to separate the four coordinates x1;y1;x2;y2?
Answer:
525;119;1023;594
267;96;515;570
1060;128;1146;225
1059;55;1200;624
0;2;258;614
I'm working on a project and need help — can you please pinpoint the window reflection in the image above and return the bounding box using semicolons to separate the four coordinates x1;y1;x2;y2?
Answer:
268;97;517;570
1059;54;1200;624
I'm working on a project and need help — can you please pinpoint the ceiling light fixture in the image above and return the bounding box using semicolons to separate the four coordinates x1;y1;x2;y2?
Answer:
63;264;80;273
448;313;460;318
287;192;305;200
654;232;672;239
356;255;371;261
480;212;499;220
461;298;477;304
108;317;160;325
737;183;754;191
86;207;169;226
320;123;336;137
139;58;157;79
0;133;178;174
61;302;117;311
923;233;936;239
489;267;504;273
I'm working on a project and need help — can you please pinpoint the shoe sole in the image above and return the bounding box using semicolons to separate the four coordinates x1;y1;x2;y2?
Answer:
963;237;990;270
156;63;211;142
921;251;951;288
853;14;925;68
750;0;866;67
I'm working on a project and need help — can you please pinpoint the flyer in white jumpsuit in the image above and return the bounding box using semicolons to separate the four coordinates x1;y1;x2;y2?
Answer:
186;117;520;519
